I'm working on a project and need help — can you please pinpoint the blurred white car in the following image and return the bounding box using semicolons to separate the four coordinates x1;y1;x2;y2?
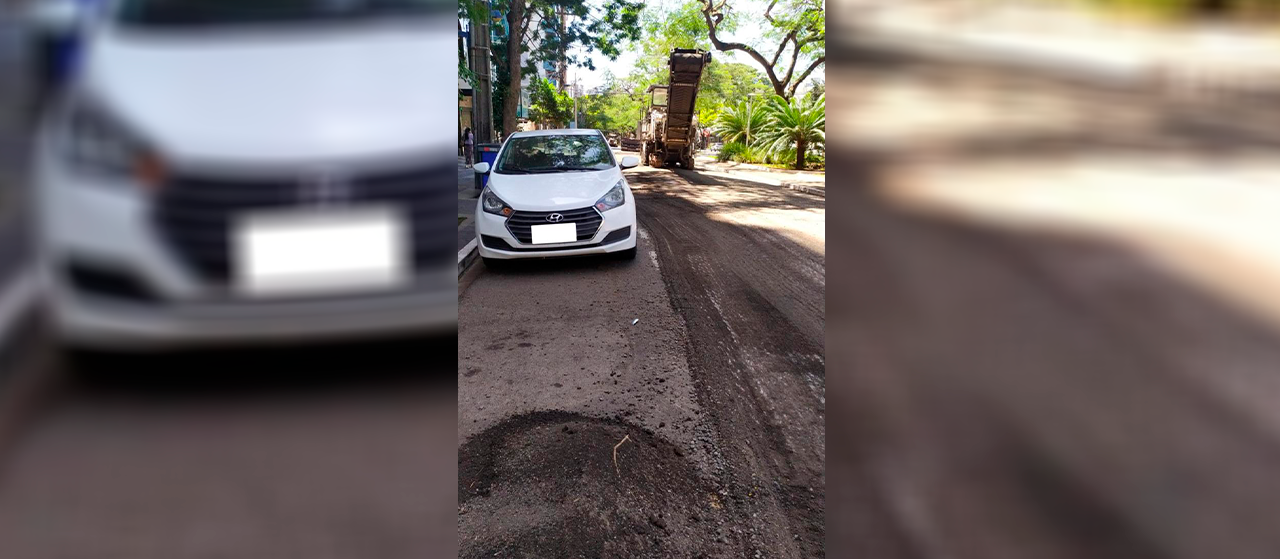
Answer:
33;0;457;349
474;129;638;265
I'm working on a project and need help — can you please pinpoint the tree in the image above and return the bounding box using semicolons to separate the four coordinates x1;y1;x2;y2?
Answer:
629;2;772;112
758;93;825;169
699;61;773;113
476;0;643;137
581;87;644;136
697;0;825;100
528;77;574;128
712;98;769;147
805;76;824;101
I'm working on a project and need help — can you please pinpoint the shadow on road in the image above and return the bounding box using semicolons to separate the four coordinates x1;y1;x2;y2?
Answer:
62;333;457;401
825;138;1280;559
631;168;826;213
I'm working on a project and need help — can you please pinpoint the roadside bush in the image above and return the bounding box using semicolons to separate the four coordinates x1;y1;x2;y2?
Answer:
717;141;748;162
769;147;797;166
759;94;826;170
742;145;771;164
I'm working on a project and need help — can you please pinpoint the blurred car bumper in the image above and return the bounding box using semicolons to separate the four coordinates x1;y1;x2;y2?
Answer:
46;280;456;350
35;141;458;350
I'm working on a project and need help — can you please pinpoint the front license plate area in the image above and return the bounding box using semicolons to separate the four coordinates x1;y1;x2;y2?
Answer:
233;206;408;297
531;222;578;244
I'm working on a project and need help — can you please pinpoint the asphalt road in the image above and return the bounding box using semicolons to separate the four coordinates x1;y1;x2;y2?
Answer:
457;165;827;558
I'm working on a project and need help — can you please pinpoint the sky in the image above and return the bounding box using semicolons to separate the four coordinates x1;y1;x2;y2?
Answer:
570;0;824;92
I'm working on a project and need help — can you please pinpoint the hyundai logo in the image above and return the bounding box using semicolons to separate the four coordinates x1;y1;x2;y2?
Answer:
298;172;352;206
546;213;565;223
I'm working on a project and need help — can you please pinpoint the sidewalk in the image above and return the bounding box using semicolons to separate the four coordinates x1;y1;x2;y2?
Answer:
458;156;476;253
695;156;827;196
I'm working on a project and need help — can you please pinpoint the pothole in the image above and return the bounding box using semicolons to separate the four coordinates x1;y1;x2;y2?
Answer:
459;410;726;558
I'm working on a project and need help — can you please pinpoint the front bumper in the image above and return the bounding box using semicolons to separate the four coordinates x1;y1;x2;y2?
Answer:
46;278;457;350
35;145;458;350
473;204;637;260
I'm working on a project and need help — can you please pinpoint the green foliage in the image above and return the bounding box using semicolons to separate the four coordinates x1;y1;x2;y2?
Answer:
529;77;574;128
478;0;645;135
712;99;769;147
758;93;825;169
698;61;773;114
806;77;825;101
716;141;748;162
581;89;644;135
521;0;644;75
694;0;825;99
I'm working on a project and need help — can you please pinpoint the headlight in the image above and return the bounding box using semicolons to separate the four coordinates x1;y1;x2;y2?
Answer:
481;189;513;216
594;180;626;212
61;100;165;188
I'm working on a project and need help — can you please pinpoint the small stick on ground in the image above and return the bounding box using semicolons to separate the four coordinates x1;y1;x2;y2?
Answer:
613;434;632;475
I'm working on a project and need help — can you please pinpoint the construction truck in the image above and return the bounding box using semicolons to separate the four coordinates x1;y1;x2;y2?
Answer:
639;48;711;169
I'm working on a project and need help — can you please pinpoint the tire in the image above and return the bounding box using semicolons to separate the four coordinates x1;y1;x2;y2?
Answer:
681;154;696;170
481;257;508;271
617;247;637;261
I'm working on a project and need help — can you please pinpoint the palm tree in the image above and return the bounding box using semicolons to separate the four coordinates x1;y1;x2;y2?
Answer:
759;94;825;170
712;98;769;147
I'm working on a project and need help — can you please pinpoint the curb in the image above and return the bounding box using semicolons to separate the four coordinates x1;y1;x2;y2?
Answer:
458;237;478;279
699;167;827;198
784;182;826;198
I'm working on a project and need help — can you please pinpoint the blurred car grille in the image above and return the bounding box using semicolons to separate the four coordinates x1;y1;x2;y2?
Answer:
153;164;456;285
505;207;602;245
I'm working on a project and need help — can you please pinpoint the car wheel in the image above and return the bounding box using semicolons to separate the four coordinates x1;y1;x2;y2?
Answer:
617;247;637;261
482;257;508;271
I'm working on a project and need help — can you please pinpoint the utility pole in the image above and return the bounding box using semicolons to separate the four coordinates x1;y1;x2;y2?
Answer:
469;1;493;144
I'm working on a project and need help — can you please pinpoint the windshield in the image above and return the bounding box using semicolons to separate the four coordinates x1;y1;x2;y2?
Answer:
495;134;615;175
117;0;447;27
651;88;668;107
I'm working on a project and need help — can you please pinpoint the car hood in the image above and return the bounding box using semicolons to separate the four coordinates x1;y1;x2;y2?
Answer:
80;22;454;168
488;169;622;211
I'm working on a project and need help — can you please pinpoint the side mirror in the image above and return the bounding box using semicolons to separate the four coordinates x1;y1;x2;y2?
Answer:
473;162;490;174
619;156;640;170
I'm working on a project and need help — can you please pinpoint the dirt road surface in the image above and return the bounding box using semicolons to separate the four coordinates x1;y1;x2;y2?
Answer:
457;165;826;558
826;33;1280;559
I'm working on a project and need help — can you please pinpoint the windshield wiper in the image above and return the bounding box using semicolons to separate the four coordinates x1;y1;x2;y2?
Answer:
497;169;534;174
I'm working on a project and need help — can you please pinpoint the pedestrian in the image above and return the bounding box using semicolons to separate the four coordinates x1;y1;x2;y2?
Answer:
463;127;474;168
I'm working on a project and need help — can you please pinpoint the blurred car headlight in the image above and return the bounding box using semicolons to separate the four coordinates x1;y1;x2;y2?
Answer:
481;189;513;216
594;180;626;212
60;99;166;188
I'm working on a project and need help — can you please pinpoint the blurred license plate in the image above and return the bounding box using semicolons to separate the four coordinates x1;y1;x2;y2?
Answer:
234;207;407;296
531;223;577;244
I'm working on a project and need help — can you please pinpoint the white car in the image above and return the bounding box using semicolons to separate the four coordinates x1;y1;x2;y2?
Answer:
33;0;457;349
473;129;639;266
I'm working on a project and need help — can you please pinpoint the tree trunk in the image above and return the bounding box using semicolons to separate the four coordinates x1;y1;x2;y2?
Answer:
556;6;568;91
502;1;526;138
795;139;806;170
